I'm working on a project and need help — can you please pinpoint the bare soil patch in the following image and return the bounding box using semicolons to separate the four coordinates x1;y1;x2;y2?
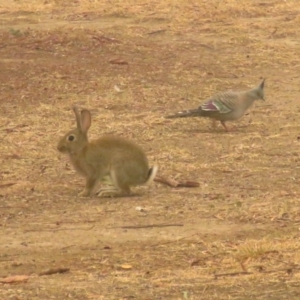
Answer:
1;0;300;299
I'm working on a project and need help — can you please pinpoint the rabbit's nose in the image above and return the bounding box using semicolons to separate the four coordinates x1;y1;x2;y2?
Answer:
57;144;66;152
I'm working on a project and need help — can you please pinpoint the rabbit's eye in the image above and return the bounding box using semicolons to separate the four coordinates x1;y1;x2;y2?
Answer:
68;135;75;142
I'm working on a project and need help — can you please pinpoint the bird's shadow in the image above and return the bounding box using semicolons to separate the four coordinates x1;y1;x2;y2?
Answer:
182;127;249;135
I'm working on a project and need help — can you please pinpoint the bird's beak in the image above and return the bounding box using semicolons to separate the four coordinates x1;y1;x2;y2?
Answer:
261;97;265;101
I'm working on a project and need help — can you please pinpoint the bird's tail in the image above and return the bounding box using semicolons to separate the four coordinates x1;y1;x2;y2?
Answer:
165;108;201;119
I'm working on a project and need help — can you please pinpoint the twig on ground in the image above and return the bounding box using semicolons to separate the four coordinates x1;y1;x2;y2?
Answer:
147;29;167;35
24;225;95;233
149;233;199;248
154;176;199;188
214;271;252;278
237;187;268;191
108;224;183;229
214;267;300;279
0;206;27;209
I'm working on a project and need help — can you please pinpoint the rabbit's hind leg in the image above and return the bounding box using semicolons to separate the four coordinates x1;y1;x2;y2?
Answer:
96;186;121;198
106;168;132;197
96;174;120;197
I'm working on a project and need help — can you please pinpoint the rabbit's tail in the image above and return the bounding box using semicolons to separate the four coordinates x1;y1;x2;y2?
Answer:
145;165;158;185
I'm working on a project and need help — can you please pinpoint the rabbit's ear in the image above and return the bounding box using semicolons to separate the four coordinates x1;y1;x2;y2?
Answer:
80;109;91;133
73;106;83;131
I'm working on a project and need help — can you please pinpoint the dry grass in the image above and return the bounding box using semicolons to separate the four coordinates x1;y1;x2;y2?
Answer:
1;0;300;299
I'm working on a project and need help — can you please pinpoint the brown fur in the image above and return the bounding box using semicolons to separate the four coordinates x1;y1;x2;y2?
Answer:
57;107;158;197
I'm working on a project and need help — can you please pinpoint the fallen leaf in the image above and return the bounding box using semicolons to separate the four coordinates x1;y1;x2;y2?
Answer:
120;264;132;270
0;182;17;188
177;181;200;188
39;268;69;276
4;154;21;159
4;124;28;133
114;85;123;93
11;261;23;267
109;58;128;65
190;259;201;266
0;275;29;284
183;291;189;299
135;206;146;212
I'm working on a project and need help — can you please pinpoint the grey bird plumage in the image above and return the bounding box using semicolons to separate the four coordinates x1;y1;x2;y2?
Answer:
166;79;265;131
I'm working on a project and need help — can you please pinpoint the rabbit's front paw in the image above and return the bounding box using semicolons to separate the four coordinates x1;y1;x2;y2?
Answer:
78;189;90;197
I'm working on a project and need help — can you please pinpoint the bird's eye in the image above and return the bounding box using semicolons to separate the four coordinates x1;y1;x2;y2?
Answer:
68;135;75;141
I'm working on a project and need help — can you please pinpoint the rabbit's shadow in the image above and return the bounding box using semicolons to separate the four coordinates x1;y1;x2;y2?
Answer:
93;193;141;199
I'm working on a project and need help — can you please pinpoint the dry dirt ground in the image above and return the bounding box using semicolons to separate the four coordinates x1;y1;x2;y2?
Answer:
1;0;300;299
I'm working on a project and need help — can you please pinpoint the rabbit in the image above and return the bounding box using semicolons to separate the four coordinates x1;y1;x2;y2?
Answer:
57;107;158;197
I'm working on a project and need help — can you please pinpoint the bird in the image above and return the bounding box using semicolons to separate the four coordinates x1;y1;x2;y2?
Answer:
165;79;265;132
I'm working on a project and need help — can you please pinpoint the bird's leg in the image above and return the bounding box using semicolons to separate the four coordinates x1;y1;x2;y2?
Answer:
246;112;253;125
211;119;217;130
220;121;230;132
